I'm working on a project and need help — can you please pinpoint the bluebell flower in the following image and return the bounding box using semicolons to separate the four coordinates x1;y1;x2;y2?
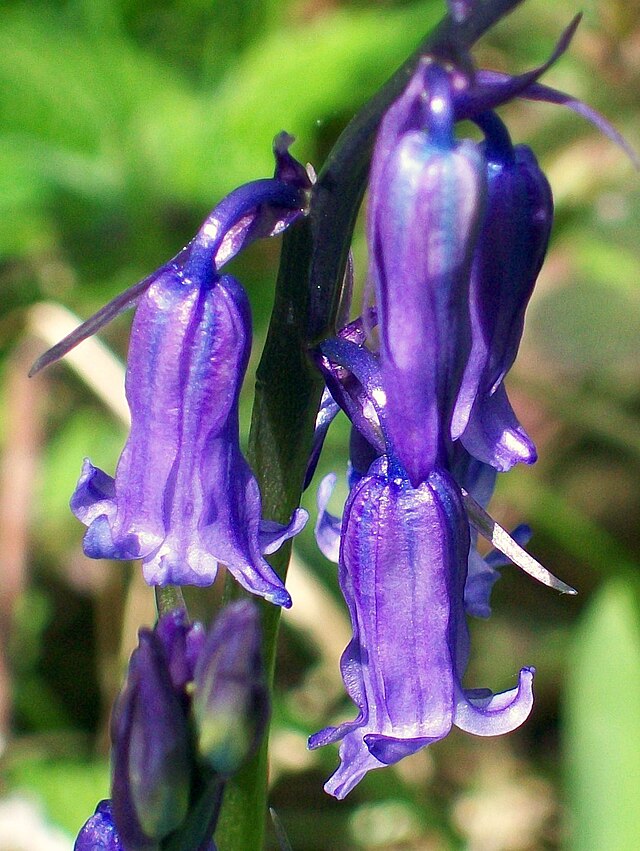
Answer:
308;342;557;798
34;135;310;603
309;455;535;799
367;60;486;486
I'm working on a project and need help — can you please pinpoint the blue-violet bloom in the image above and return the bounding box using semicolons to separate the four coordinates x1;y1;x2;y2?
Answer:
309;455;534;799
455;112;552;470
66;137;310;603
75;800;122;851
367;60;485;486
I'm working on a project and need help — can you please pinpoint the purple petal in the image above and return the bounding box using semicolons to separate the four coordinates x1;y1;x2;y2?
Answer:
314;473;342;563
259;508;309;556
316;338;387;456
75;801;123;851
454;667;535;735
73;273;294;606
461;382;537;472
452;137;553;441
368;64;487;484
310;461;470;797
303;388;341;491
464;550;501;619
454;15;582;119
155;609;205;692
111;631;190;845
364;733;442;765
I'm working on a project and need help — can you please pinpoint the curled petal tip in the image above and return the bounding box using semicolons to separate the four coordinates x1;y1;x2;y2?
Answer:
455;667;535;736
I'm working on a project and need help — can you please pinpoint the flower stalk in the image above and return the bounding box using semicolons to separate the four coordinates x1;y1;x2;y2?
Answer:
216;2;540;847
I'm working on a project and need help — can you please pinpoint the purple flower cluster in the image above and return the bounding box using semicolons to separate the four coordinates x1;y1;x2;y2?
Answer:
75;602;266;850
307;21;630;797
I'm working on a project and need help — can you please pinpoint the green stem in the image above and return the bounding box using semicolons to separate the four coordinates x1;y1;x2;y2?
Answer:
155;584;187;618
216;2;527;848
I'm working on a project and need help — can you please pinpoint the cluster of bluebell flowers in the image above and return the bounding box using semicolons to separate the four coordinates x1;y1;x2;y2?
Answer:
306;16;633;798
31;2;636;845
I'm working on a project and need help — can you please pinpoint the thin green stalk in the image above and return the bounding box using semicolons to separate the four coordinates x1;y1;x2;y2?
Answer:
216;3;527;848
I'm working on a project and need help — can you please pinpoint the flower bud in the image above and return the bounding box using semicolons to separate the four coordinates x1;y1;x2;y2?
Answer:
192;601;268;776
74;800;122;851
111;630;191;847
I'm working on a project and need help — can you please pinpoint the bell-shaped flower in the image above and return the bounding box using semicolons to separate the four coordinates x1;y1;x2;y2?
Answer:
57;137;311;603
367;60;486;486
309;456;535;799
453;112;552;470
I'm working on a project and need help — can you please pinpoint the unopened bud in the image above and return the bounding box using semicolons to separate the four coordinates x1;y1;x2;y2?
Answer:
192;601;269;776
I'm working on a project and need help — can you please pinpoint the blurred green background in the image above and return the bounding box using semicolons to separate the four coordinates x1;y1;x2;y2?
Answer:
0;0;639;848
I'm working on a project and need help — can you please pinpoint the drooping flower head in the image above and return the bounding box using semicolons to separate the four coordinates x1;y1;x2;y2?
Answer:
365;17;636;485
367;59;486;486
39;136;312;604
309;342;537;798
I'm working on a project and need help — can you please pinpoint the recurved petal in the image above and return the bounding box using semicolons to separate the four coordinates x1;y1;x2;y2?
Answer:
461;382;537;472
314;473;342;564
259;509;309;556
454;667;535;735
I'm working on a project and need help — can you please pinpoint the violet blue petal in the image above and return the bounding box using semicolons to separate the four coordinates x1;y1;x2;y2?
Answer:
71;273;296;606
466;523;532;618
314;473;342;564
309;460;470;798
368;64;486;483
303;388;341;491
155;609;206;692
475;74;639;167
454;667;535;735
461;382;537;471
259;508;309;556
316;338;387;457
453;15;582;120
75;800;122;851
453;120;553;444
